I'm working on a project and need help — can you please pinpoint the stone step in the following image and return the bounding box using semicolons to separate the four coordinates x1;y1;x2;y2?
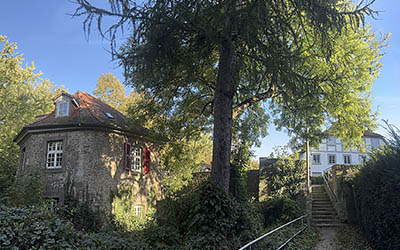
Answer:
313;210;337;215
312;218;341;224
313;223;345;227
312;194;330;198
312;205;335;209
312;199;331;203
313;200;332;204
312;214;339;219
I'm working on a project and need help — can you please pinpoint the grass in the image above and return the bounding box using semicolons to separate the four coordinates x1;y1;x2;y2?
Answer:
286;226;319;250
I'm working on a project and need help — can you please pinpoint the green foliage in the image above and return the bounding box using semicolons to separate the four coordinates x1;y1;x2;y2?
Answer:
285;226;319;250
2;171;45;207
110;185;154;233
93;73;127;112
258;197;302;228
145;181;262;249
59;195;103;233
229;143;252;199
0;205;149;249
74;0;385;193
0;205;83;249
260;154;305;199
160;133;212;193
0;35;63;197
351;125;400;250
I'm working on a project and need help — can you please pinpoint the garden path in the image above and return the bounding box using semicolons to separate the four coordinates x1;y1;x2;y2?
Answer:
313;227;339;250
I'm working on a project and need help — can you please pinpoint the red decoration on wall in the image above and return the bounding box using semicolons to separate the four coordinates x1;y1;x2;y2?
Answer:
143;147;151;173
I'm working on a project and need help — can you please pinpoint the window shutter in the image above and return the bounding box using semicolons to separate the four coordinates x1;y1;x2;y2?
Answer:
124;142;132;171
143;147;151;174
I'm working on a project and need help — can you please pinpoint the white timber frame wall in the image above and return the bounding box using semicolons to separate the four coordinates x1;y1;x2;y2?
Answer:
306;135;386;176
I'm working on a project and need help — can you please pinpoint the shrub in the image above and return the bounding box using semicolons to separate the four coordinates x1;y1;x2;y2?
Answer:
3;171;45;207
260;154;305;199
0;205;84;249
352;123;400;249
0;205;149;249
258;197;302;228
145;181;263;249
59;194;104;233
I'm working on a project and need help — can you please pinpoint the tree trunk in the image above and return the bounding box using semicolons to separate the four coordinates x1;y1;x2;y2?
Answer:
211;39;237;193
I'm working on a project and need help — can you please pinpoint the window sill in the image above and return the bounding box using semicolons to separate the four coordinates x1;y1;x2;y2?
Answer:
45;168;64;173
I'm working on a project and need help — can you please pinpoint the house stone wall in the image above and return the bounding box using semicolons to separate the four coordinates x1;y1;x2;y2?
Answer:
19;129;163;218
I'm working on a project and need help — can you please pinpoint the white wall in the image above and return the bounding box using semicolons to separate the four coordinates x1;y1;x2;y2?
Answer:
302;135;386;176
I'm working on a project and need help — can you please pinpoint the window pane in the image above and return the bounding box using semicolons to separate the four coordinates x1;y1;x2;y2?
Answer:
56;153;63;167
57;142;63;151
328;136;335;145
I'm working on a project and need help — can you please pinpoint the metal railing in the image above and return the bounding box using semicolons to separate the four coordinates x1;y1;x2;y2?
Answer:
322;166;337;203
239;215;308;250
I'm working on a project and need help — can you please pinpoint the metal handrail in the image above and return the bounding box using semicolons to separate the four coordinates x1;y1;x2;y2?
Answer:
322;167;337;203
239;215;308;250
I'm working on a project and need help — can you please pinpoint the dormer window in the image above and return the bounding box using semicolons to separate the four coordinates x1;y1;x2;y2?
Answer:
56;101;69;117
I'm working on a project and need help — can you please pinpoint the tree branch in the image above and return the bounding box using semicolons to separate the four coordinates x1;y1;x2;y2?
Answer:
232;83;277;119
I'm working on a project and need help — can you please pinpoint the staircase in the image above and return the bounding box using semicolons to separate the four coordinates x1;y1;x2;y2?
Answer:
311;185;343;227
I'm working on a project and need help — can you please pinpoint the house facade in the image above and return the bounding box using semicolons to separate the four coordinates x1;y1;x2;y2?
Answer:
14;91;163;219
305;131;386;176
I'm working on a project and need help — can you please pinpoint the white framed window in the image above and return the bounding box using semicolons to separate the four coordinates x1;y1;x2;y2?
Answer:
131;147;142;171
328;136;336;145
134;205;144;216
46;198;59;212
343;155;351;164
328;154;336;164
46;141;63;168
312;154;321;165
56;101;69;117
371;138;379;149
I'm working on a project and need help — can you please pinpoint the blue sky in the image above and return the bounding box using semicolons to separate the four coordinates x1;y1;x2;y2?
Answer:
1;1;399;158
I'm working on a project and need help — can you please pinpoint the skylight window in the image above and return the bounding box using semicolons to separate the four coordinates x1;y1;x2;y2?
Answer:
105;112;114;119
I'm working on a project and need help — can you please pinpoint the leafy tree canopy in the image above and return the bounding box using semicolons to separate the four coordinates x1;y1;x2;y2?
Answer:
0;35;63;194
93;73;127;111
74;0;386;192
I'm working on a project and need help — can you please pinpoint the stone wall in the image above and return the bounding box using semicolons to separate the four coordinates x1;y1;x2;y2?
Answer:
19;129;163;218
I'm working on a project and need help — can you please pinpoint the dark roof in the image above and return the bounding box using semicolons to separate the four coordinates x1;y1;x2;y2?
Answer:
15;91;148;143
363;131;384;138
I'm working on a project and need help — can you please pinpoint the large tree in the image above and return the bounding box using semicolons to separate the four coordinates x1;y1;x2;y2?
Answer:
74;0;385;193
93;73;127;111
0;35;62;194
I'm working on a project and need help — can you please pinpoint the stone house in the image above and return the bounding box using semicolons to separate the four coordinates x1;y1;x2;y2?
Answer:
14;91;163;218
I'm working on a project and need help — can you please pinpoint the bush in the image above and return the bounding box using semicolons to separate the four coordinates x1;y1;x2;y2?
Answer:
3;171;45;207
59;194;104;233
352;123;400;249
0;205;84;249
260;154;305;199
145;181;263;249
258;197;302;228
0;205;149;249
